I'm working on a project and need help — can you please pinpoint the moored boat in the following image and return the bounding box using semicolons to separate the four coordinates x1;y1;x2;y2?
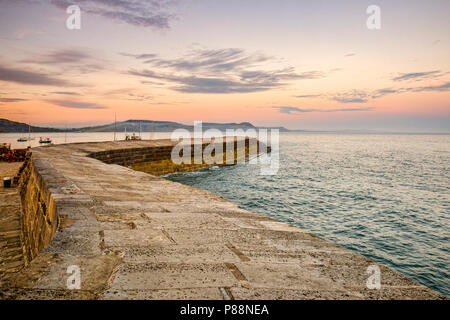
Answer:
17;125;35;142
39;137;52;144
126;133;141;141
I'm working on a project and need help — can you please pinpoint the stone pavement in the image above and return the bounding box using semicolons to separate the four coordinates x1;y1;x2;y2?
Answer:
0;141;444;299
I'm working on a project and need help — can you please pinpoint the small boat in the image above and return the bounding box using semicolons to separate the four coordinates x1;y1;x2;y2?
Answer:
17;125;35;142
39;137;52;144
126;133;141;141
17;137;35;142
124;125;142;141
131;134;142;141
132;121;143;140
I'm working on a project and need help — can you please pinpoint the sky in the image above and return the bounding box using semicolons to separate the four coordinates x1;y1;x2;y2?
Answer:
0;0;449;132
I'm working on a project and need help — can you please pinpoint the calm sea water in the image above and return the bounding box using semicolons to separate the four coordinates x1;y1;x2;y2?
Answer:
168;133;450;297
1;132;448;296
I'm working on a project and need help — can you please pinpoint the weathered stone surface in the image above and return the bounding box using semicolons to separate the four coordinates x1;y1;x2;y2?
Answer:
0;139;445;300
0;163;25;274
101;287;224;300
16;156;59;265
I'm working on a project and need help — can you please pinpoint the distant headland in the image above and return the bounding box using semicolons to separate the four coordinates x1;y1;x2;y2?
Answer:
0;118;290;133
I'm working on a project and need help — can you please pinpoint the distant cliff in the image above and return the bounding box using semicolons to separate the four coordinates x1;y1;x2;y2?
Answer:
75;120;290;132
0;118;64;133
0;118;290;133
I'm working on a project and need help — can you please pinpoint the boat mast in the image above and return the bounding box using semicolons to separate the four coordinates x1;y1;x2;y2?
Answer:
150;121;153;140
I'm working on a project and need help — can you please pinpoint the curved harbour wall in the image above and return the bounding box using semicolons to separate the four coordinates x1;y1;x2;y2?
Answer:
18;157;59;265
14;137;261;267
0;157;60;273
89;137;264;176
0;175;24;273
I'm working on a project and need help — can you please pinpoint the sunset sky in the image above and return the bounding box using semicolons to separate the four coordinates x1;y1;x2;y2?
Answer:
0;0;449;132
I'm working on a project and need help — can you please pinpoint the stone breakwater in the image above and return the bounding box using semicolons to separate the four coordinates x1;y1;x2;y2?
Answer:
0;139;445;300
89;137;266;176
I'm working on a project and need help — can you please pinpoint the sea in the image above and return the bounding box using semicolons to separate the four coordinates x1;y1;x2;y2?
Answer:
1;132;449;296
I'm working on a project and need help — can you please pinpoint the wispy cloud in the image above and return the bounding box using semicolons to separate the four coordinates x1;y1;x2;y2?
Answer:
126;93;153;101
51;91;81;95
274;106;374;114
294;94;322;99
344;53;356;57
128;69;280;93
373;88;398;96
126;48;326;93
293;80;450;104
49;0;177;29
294;89;394;104
331;91;369;103
392;70;444;82
329;88;397;103
119;53;158;60
20;49;105;74
240;68;324;82
47;99;107;109
0;65;71;86
101;88;154;102
21;49;90;64
0;97;27;102
141;48;272;73
412;81;450;92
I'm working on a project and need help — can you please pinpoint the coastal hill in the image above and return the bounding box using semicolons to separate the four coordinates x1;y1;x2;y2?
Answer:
0;118;290;133
0;118;64;133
